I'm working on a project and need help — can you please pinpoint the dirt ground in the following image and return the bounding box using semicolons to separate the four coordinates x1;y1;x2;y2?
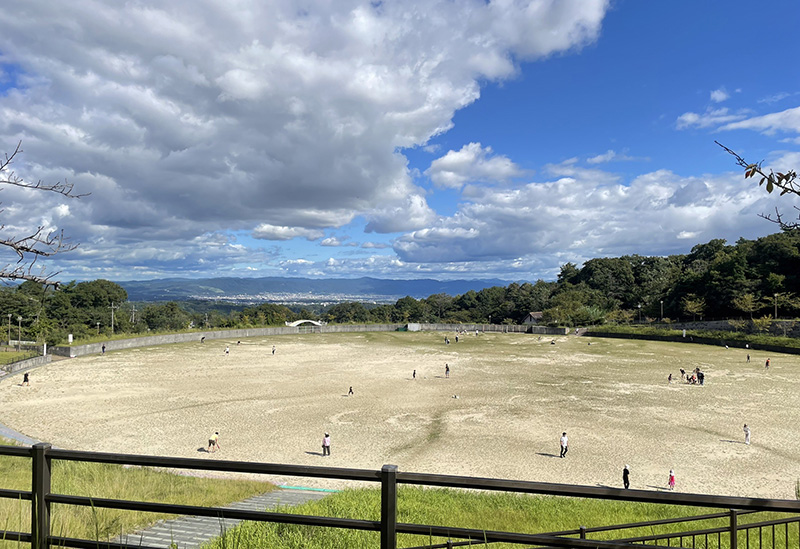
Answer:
1;331;798;499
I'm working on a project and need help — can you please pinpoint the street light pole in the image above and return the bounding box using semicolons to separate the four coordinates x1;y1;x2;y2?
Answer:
16;316;21;352
96;322;100;335
774;294;778;319
660;300;664;321
6;314;10;347
638;304;642;324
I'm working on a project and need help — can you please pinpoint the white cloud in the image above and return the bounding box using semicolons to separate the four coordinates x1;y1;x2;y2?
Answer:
758;92;794;104
252;224;325;241
426;142;523;188
676;107;748;129
720;106;800;135
361;241;390;249
710;88;729;103
586;149;645;164
365;193;437;233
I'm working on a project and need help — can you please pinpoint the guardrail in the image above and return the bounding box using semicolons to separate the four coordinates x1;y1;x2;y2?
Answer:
2;443;800;549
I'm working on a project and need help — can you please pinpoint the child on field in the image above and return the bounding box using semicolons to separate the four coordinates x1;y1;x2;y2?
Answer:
668;469;676;490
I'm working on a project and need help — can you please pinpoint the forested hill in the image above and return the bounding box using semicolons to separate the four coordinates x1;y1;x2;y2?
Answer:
117;276;510;302
1;231;798;345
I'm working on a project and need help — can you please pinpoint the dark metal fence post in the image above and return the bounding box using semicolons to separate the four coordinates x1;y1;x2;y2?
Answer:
32;443;52;549
580;526;587;539
381;464;398;549
730;509;738;549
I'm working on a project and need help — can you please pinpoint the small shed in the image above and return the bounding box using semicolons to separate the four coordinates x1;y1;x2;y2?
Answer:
522;312;543;325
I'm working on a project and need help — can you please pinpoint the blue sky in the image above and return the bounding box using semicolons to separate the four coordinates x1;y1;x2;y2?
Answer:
0;0;798;283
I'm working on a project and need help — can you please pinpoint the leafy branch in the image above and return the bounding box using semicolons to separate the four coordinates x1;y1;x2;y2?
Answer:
716;140;799;230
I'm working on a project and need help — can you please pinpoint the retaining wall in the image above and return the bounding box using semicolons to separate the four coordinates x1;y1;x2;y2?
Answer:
585;331;800;356
51;323;563;358
0;355;52;376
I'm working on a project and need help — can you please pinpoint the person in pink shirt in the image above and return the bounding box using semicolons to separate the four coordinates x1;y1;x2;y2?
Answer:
322;432;331;456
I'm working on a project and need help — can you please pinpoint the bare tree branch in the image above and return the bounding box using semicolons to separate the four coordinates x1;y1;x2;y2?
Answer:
0;142;89;198
0;143;88;287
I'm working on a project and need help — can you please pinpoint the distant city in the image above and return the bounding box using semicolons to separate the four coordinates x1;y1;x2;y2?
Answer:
189;292;403;306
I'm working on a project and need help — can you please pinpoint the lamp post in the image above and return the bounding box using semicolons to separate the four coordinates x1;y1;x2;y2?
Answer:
6;314;10;347
637;304;642;324
96;322;100;335
16;316;21;352
774;294;778;319
660;300;664;321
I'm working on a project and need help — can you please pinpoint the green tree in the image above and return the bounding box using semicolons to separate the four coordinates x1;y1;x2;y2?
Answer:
326;302;370;323
682;294;706;321
731;293;763;320
141;302;191;331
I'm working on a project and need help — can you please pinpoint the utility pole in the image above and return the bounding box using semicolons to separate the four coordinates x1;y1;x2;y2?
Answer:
130;304;137;324
108;302;120;334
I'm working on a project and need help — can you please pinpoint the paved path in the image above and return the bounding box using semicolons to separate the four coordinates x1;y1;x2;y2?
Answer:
112;488;330;549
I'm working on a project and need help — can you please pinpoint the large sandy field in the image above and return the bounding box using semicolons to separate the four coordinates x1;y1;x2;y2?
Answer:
1;331;798;499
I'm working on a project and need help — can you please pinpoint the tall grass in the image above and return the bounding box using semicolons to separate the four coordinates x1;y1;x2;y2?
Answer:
208;487;800;549
0;451;274;545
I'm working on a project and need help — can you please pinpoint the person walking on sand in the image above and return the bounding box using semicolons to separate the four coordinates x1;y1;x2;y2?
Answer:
413;369;416;380
668;469;676;490
322;432;331;456
272;345;276;355
445;364;450;378
668;373;672;384
765;358;770;369
348;386;353;396
22;372;29;387
743;424;751;445
224;345;229;355
623;465;630;489
207;432;221;453
560;432;568;458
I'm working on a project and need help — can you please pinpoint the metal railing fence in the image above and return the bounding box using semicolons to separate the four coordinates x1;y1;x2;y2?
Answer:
1;443;800;549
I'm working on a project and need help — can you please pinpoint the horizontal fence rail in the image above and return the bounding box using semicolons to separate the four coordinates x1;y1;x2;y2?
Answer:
1;443;799;549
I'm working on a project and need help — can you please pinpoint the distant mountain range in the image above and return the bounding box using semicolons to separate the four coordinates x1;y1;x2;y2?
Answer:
117;276;512;304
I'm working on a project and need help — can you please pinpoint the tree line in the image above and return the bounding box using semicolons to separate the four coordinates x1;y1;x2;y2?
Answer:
1;230;798;345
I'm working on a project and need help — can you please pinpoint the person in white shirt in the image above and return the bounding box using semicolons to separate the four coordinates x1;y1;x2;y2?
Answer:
560;432;568;458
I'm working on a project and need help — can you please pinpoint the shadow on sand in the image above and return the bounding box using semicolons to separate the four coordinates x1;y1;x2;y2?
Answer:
305;451;324;456
536;452;560;459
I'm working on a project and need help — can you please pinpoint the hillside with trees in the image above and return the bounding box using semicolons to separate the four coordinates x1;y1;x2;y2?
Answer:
1;231;798;345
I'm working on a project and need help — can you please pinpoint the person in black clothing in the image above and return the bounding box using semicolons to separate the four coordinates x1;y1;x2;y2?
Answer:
623;465;630;489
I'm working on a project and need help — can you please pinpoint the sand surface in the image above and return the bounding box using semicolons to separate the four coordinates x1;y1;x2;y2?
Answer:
1;331;798;499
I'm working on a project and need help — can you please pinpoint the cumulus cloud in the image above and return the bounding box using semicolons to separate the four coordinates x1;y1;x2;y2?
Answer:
392;168;776;270
0;0;611;279
252;224;325;241
426;142;523;188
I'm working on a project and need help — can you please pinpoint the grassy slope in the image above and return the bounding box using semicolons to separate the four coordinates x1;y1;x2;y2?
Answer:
0;448;274;543
209;487;797;549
